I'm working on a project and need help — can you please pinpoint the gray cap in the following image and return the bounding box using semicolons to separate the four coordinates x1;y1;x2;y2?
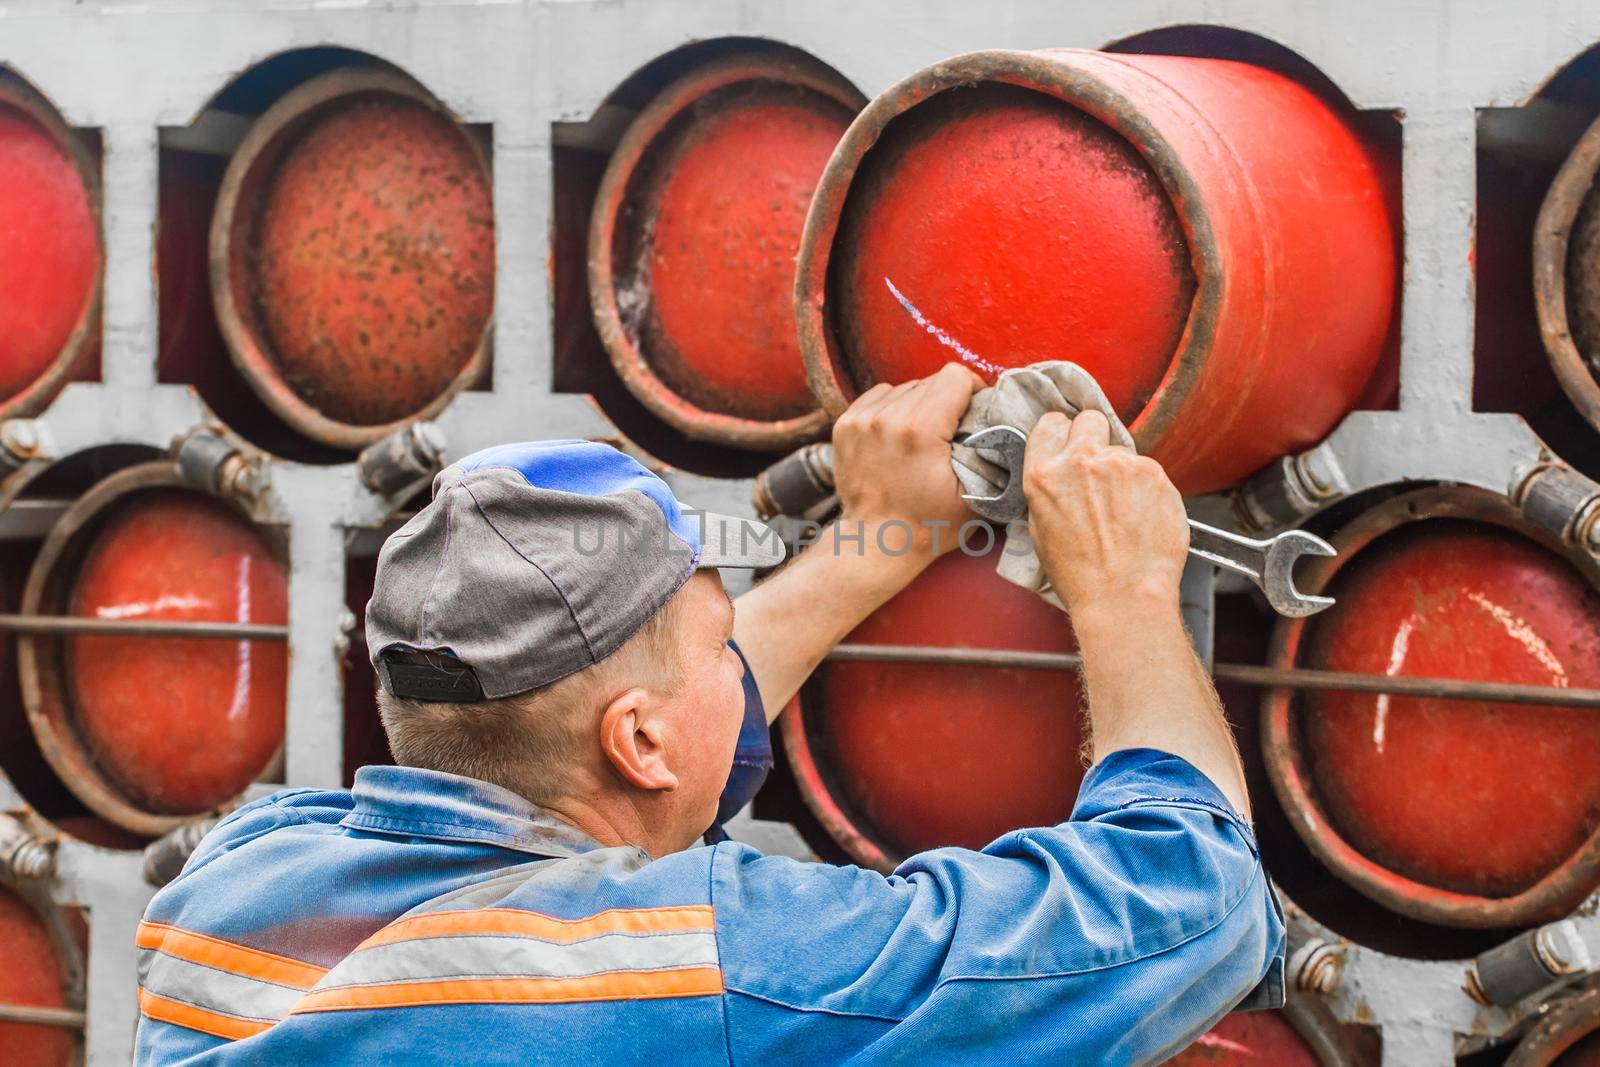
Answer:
366;440;785;702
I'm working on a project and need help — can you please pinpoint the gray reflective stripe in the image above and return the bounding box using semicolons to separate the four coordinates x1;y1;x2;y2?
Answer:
139;950;308;1024
315;929;720;990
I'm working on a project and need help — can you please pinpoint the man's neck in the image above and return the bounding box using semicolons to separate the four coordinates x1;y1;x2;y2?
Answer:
540;791;676;860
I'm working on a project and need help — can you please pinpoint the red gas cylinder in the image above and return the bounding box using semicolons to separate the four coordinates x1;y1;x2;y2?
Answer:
589;52;863;451
796;49;1397;495
1163;1011;1323;1066
19;463;287;836
0;885;76;1066
782;541;1082;869
0;76;99;417
1262;487;1600;928
212;68;494;450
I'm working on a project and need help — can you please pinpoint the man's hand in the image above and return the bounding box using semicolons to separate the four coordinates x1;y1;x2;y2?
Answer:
832;362;984;566
1022;410;1189;615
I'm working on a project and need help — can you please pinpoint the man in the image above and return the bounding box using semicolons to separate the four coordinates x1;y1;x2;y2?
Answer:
134;364;1284;1065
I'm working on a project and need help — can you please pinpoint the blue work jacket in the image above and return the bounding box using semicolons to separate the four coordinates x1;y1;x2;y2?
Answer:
133;732;1284;1066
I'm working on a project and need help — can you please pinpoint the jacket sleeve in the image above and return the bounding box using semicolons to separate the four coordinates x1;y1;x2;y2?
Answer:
711;748;1285;1066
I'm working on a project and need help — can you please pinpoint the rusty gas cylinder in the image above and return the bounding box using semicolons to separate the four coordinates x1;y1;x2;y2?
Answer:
589;52;863;451
781;540;1083;870
0;75;100;418
1506;984;1600;1066
0;884;78;1065
1262;487;1600;929
796;49;1396;495
212;68;494;450
1535;109;1600;436
19;463;288;836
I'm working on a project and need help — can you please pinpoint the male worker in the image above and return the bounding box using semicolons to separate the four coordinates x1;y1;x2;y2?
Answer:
134;363;1284;1065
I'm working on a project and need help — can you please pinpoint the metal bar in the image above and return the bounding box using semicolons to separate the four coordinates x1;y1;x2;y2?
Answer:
0;614;288;641
0;1003;86;1029
826;643;1600;709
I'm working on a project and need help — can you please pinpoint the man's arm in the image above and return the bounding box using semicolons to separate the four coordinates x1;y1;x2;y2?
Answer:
1022;409;1251;818
732;363;982;720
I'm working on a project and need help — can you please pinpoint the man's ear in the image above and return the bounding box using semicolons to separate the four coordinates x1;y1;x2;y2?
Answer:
598;687;678;792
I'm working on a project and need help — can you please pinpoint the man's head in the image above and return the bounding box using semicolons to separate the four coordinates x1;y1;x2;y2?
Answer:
365;441;782;856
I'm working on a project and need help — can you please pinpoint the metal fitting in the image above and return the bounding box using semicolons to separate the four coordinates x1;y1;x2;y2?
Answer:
142;817;221;888
357;421;447;499
1289;938;1345;995
1466;919;1592;1007
1234;450;1344;534
0;813;54;879
334;608;358;662
0;418;53;473
173;427;270;506
1511;462;1600;551
752;442;836;520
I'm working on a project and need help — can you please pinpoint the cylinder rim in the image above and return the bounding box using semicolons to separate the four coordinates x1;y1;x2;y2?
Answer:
1505;983;1600;1066
0;75;103;424
1535;107;1600;435
16;461;287;837
588;51;862;452
209;67;493;451
793;48;1223;456
1260;485;1600;928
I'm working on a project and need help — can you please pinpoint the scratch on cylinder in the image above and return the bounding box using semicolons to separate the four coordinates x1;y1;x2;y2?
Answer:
884;276;1003;376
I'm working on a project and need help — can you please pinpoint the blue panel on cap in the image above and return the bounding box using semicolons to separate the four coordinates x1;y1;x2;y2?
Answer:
453;440;701;558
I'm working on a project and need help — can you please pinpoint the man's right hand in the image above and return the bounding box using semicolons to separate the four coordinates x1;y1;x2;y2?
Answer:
831;362;984;567
1021;409;1189;617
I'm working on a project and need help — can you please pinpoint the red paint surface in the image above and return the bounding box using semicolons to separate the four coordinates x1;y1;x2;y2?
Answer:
0;887;72;1066
253;96;494;425
0;103;96;402
1301;521;1600;897
837;82;1191;415
1162;1012;1320;1066
818;54;1396;494
67;490;287;814
635;84;854;421
810;543;1083;855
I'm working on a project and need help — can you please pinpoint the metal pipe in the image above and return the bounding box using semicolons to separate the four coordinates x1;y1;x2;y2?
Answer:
0;614;288;641
0;1002;86;1029
825;643;1600;709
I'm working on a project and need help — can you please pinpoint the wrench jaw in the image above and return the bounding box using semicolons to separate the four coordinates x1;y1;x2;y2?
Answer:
1262;532;1339;618
958;424;1030;523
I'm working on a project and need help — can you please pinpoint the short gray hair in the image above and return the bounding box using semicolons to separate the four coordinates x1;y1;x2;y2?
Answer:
376;593;686;805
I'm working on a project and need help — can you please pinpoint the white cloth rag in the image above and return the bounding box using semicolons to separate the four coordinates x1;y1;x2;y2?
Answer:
951;362;1136;611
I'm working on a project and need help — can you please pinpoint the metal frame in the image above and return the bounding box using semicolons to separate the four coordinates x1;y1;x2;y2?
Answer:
0;1;1595;1063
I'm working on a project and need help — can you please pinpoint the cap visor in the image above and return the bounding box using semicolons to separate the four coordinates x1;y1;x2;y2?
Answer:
695;511;786;569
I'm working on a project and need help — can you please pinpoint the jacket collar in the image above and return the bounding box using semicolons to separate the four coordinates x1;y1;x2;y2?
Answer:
341;765;612;859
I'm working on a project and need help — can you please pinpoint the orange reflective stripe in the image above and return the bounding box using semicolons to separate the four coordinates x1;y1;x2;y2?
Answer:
293;966;725;1014
137;921;327;990
137;988;274;1041
358;905;716;950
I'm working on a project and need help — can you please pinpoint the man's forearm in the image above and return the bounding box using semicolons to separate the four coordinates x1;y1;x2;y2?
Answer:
733;524;928;722
1071;582;1251;819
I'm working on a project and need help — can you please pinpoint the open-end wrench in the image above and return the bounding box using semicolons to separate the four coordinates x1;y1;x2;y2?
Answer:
959;425;1336;618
